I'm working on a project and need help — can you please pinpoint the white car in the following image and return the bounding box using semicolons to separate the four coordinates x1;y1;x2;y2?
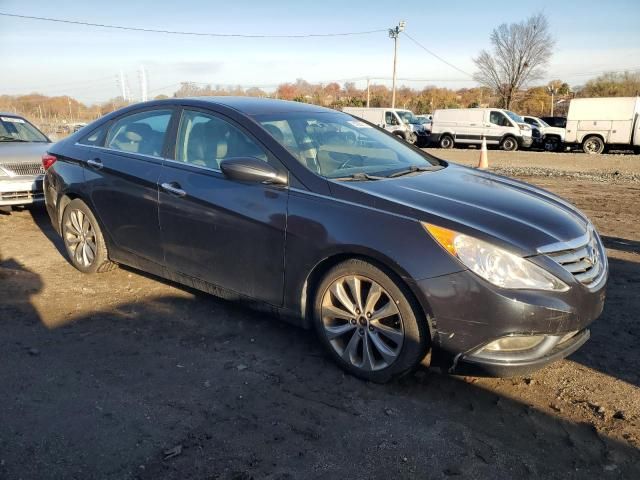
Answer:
522;115;565;152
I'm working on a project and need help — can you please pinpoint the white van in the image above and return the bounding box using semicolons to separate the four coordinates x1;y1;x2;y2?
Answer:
430;108;533;151
564;97;640;154
342;107;426;145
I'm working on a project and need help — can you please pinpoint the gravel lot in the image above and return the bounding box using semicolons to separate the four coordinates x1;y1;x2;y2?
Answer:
1;151;639;479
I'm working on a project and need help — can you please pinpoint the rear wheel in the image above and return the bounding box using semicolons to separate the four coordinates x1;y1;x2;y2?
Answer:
313;259;430;383
439;135;454;149
500;136;519;151
582;136;605;154
62;199;116;274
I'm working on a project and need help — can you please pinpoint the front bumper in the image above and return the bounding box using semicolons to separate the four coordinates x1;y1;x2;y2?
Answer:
519;136;534;148
416;266;606;377
0;177;44;206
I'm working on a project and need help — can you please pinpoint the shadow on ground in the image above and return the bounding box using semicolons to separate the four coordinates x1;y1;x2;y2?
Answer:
0;251;638;479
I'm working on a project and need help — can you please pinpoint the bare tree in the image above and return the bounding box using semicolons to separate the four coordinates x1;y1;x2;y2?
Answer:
473;13;554;109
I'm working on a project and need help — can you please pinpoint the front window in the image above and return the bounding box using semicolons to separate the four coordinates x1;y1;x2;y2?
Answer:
176;109;269;169
0;116;49;142
537;118;550;128
489;111;512;127
255;112;440;179
384;112;399;125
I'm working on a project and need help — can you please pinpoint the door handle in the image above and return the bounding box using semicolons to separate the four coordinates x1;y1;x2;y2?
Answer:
87;158;103;169
161;182;186;197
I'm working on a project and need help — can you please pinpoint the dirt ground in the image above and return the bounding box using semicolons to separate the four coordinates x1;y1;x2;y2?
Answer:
1;151;639;479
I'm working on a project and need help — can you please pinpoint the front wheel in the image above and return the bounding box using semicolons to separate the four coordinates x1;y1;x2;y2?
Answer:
62;199;116;274
439;135;454;149
313;259;430;383
582;136;605;154
543;136;561;152
500;136;519;151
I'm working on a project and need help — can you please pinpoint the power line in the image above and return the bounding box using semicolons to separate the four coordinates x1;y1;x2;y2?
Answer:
0;12;387;38
402;31;473;78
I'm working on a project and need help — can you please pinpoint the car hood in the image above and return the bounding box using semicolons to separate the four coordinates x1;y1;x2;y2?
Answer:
543;126;565;136
334;164;589;255
0;142;51;164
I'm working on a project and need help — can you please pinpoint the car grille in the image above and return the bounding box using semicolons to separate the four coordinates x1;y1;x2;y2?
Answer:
544;229;606;286
0;190;44;201
0;162;45;176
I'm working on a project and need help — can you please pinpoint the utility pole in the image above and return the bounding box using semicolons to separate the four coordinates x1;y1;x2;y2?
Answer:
388;20;405;109
366;78;370;108
139;65;148;102
547;85;557;116
118;70;128;102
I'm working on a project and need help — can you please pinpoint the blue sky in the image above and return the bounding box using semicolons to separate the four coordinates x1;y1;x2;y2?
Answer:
1;0;639;104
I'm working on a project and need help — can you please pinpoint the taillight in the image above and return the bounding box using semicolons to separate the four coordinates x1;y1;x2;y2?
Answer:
42;153;57;170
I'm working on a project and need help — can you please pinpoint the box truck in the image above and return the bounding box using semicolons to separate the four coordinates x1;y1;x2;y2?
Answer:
564;97;640;154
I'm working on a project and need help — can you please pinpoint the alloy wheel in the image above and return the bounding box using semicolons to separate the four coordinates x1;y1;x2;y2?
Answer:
321;275;404;371
63;209;97;268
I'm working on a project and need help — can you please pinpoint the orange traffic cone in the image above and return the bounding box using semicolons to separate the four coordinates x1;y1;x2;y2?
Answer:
477;136;489;169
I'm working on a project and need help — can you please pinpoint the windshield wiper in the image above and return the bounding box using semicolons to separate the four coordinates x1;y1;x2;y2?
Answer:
387;165;443;178
332;172;386;181
0;135;28;142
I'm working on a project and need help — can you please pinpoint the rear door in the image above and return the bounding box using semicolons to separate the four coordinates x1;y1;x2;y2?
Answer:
157;107;288;306
83;107;175;264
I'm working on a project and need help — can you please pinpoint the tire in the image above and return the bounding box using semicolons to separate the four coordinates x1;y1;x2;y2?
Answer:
406;133;418;145
582;136;605;154
61;199;116;274
439;135;454;149
500;136;519;151
313;259;430;383
393;132;406;143
543;136;561;152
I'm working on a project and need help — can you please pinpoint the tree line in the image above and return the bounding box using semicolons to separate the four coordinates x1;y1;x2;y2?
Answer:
2;70;637;133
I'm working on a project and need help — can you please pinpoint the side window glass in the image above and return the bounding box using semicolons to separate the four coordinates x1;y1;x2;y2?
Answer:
176;110;268;170
385;112;395;125
490;111;510;127
78;123;109;146
524;118;535;126
106;109;172;157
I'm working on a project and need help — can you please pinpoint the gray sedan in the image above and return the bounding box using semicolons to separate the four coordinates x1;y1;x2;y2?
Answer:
0;113;51;209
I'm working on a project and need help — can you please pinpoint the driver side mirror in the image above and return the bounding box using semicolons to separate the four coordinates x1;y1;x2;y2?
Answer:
220;157;288;185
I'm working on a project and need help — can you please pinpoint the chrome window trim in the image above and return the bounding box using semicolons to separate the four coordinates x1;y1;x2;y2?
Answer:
163;157;222;173
73;143;166;162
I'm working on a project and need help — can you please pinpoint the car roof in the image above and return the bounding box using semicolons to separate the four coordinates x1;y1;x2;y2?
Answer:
0;112;25;118
183;96;334;115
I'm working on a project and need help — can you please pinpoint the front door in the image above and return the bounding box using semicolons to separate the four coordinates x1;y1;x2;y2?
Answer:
83;107;174;264
158;108;288;306
485;110;512;145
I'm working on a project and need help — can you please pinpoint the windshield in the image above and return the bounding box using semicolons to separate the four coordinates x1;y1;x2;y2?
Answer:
537;117;550;128
504;110;525;124
396;110;419;124
0;116;49;142
255;112;440;179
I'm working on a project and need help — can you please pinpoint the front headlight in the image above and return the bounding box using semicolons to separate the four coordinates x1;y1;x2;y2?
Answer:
422;223;568;291
518;123;531;131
